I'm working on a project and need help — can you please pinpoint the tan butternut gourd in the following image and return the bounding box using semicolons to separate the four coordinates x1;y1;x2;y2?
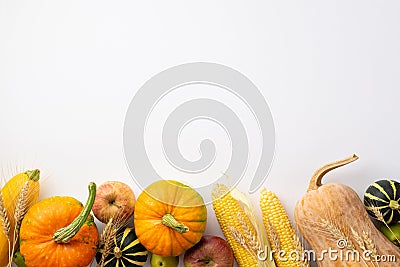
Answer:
295;155;400;266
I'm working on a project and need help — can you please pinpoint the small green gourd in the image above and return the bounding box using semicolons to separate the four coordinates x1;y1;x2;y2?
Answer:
96;227;148;267
364;179;400;224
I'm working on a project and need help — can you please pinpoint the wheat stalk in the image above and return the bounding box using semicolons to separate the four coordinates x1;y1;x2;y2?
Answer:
368;202;400;246
351;229;378;267
320;218;355;249
229;226;248;248
99;217;113;246
362;231;379;267
98;211;129;267
228;189;276;267
0;191;11;266
351;227;366;251
0;191;10;240
13;182;29;233
293;232;310;267
311;218;375;267
99;217;116;267
13;181;30;243
370;206;385;223
267;220;281;253
290;220;311;267
268;221;310;266
364;202;393;267
228;225;258;260
362;231;377;257
237;212;261;252
7;181;31;267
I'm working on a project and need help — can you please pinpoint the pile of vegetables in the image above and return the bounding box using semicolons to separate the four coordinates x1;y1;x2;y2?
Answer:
2;154;400;266
0;174;219;267
295;155;400;266
212;155;400;266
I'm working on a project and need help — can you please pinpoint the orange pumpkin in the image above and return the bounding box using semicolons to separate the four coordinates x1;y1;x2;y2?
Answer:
19;182;99;267
134;180;207;257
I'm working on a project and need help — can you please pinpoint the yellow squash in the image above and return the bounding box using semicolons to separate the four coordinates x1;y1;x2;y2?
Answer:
0;169;40;266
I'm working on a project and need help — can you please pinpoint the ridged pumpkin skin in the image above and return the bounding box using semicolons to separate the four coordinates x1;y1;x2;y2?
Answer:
134;180;207;257
364;179;400;224
295;155;400;266
20;196;99;267
0;170;40;267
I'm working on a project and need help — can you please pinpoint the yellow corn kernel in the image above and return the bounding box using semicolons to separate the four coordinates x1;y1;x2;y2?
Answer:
212;184;258;267
260;188;305;267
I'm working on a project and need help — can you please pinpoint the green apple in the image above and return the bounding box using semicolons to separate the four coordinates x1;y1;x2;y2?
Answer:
380;223;400;246
151;254;179;267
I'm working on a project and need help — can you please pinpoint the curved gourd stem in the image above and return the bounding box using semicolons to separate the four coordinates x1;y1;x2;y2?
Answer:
25;169;40;181
162;214;189;233
307;154;359;192
53;182;96;243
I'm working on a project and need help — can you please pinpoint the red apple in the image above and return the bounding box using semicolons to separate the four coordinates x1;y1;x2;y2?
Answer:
92;181;136;223
184;235;234;267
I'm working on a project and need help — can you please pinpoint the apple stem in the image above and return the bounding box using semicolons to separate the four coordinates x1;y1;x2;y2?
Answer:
161;214;189;233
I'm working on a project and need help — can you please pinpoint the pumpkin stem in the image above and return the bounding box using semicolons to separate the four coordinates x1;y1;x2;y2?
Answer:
307;154;358;192
114;247;122;259
53;182;96;243
25;169;40;182
162;214;189;233
390;200;400;210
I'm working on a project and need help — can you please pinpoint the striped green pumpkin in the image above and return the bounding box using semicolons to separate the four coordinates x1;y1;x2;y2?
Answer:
96;227;148;267
364;179;400;224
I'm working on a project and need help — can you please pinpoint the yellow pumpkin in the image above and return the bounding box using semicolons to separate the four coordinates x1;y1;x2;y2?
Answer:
0;169;40;266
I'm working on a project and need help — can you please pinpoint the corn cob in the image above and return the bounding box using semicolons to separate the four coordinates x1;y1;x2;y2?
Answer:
212;184;276;267
260;188;308;267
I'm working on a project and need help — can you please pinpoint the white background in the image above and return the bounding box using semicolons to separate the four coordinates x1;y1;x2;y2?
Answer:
1;1;400;266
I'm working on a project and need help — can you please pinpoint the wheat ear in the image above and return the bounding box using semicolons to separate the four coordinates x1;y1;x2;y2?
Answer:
98;211;128;267
99;217;115;267
9;181;30;267
238;212;261;252
228;226;258;260
320;218;355;249
293;233;310;267
268;220;281;253
0;191;11;266
316;217;376;267
231;189;275;267
369;202;400;247
351;227;366;251
362;231;377;257
13;182;30;232
0;191;10;240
